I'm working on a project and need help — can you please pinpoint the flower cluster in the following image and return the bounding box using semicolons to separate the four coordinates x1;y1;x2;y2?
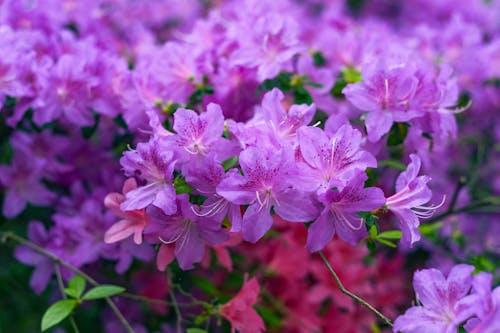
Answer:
0;0;499;332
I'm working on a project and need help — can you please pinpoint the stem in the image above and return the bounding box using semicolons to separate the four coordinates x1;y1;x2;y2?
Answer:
55;263;80;333
0;231;136;333
120;292;198;307
318;251;393;327
168;283;183;333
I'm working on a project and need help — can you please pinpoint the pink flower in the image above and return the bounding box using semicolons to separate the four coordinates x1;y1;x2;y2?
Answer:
219;276;265;333
104;178;150;245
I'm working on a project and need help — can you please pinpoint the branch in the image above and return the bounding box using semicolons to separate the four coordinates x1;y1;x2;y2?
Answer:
55;263;80;333
0;231;136;333
318;251;393;327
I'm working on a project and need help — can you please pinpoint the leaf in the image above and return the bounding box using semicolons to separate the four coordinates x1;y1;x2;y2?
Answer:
369;225;378;239
41;299;77;331
187;328;208;333
387;122;409;146
222;156;238;171
378;230;402;240
418;222;443;236
82;285;125;300
377;159;407;171
376;238;397;248
68;275;86;299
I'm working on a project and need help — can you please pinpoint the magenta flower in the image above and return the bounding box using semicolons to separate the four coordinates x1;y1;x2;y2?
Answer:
343;59;420;142
169;103;235;162
464;272;500;333
297;124;377;193
386;154;443;247
183;156;242;230
306;174;385;252
252;88;316;146
0;153;55;218
104;178;150;245
217;147;318;243
231;14;305;81
145;195;228;270
393;265;476;333
120;138;177;215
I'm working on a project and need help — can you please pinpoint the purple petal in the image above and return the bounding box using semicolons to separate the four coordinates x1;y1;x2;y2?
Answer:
152;183;177;215
305;210;335;252
3;190;26;218
241;203;273;243
175;224;205;270
365;111;393;142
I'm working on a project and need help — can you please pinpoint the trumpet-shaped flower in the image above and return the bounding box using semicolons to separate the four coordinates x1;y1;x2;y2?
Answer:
217;147;318;243
306;174;385;252
297;124;377;193
393;265;476;333
104;178;150;245
144;195;228;270
386;154;444;247
120;138;177;215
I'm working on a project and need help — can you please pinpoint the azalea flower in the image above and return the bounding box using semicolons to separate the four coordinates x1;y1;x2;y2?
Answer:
219;276;265;333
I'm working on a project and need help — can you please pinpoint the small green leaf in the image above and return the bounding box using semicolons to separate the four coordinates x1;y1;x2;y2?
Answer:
312;51;326;67
82;285;125;300
68;275;86;299
378;230;402;240
369;225;378;239
342;67;362;84
187;328;208;333
387;122;409;146
418;222;443;236
378;159;407;171
41;299;77;331
222;155;238;171
376;238;397;248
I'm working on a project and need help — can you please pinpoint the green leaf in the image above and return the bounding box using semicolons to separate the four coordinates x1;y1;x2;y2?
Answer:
342;67;362;84
67;275;86;299
376;238;397;248
256;306;282;328
81;285;125;300
369;225;378;239
174;174;193;194
187;328;208;333
312;51;326;67
378;230;402;240
41;299;77;331
377;159;407;171
418;222;443;236
192;276;218;296
387;122;409;146
222;155;238;171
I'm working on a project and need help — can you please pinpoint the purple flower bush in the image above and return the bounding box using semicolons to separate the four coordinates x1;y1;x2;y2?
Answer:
0;0;498;332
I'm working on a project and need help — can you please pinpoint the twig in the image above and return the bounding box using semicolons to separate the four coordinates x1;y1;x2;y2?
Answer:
0;231;136;333
120;292;199;307
427;199;494;224
318;251;393;327
168;285;183;332
55;263;80;333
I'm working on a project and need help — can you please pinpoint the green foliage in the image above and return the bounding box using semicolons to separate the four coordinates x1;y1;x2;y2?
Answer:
330;67;363;99
312;51;326;67
174;174;194;194
64;275;86;299
222;155;239;171
187;328;208;333
387;122;409;146
41;299;77;331
81;285;125;300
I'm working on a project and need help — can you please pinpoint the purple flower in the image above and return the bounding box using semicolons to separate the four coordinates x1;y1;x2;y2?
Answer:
231;14;305;81
464;273;500;333
0;153;55;218
183;156;242;231
343;59;420;142
297;124;377;193
386;154;443;247
305;174;385;252
120;138;177;215
169;103;236;162
14;222;53;293
217;147;318;243
144;195;228;270
251;88;316;147
393;265;476;333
